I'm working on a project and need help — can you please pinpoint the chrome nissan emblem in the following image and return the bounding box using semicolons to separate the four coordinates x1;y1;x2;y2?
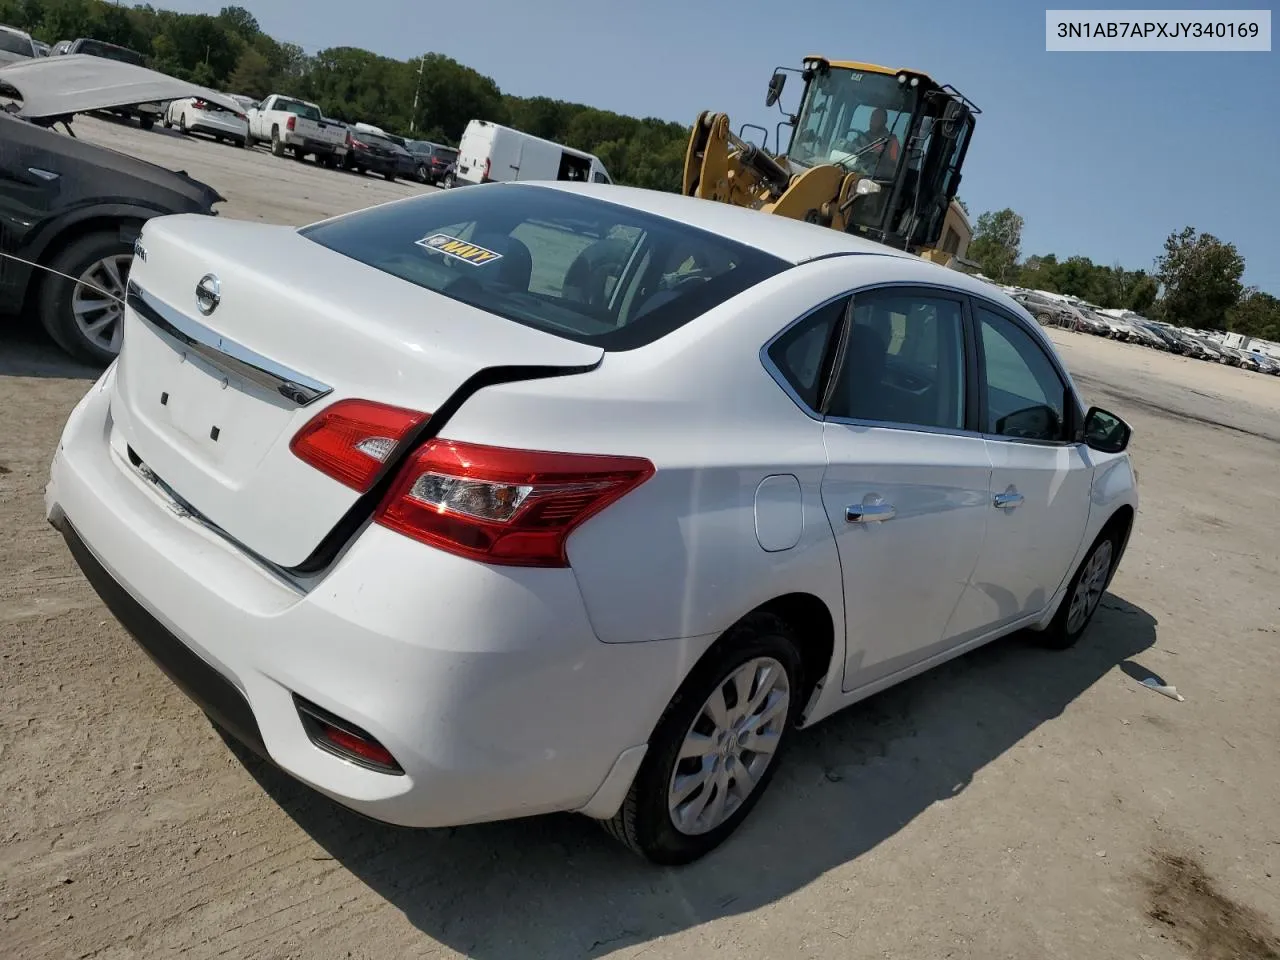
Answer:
195;274;221;315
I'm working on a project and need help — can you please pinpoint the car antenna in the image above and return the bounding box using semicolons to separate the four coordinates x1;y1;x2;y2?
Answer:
0;251;125;306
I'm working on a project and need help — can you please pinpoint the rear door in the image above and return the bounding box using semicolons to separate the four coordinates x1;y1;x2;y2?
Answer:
968;299;1092;628
812;285;993;692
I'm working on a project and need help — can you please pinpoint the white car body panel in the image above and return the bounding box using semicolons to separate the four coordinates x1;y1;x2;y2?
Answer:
455;119;612;186
46;182;1138;832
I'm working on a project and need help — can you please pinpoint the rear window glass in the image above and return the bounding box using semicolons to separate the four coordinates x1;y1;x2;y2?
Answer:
275;98;321;122
74;39;144;64
299;184;791;351
0;31;34;56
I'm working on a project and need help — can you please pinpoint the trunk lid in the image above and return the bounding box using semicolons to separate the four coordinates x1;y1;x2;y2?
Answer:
113;213;602;569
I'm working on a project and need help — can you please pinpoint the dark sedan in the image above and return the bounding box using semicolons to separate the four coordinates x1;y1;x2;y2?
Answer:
343;130;414;181
0;56;226;364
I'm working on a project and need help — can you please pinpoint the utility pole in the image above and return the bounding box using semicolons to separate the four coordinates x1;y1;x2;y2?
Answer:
409;54;425;134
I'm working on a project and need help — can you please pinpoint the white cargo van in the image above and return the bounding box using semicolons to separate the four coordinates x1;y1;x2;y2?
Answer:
454;120;612;187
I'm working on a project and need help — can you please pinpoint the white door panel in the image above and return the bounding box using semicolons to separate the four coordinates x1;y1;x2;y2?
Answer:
821;425;991;692
976;440;1092;626
968;301;1094;628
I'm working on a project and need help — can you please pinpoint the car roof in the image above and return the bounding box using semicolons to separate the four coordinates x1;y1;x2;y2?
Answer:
524;181;923;266
1;23;33;38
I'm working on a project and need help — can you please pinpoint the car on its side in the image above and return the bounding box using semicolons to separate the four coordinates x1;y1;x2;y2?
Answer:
0;54;228;363
51;38;164;129
0;23;38;65
164;96;249;147
45;181;1138;865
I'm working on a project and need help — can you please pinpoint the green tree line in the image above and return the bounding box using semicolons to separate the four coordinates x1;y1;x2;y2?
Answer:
0;0;691;190
966;208;1279;341
6;1;1275;337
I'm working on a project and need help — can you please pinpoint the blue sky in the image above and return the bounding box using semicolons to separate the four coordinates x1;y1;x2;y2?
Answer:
167;0;1278;293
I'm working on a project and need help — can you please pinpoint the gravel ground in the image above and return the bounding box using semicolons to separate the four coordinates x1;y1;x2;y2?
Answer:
2;118;1279;960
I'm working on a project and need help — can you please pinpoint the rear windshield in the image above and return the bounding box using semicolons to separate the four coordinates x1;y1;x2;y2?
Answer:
275;98;321;122
0;31;34;56
299;183;791;350
73;39;144;64
433;146;458;160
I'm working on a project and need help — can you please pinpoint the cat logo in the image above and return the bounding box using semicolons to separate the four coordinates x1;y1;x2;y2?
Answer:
415;233;504;266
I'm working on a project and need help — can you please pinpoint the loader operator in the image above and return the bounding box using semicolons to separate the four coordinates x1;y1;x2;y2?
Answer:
846;107;901;176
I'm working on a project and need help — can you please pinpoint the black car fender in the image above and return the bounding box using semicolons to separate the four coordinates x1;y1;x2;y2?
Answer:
6;202;169;312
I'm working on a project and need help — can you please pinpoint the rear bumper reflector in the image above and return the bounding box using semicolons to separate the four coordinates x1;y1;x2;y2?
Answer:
293;695;405;775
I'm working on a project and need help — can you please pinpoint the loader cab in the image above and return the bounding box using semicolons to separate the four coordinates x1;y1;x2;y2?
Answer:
781;57;978;253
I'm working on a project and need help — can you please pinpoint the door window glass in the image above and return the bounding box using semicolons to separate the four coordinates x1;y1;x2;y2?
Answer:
977;305;1069;441
827;290;966;430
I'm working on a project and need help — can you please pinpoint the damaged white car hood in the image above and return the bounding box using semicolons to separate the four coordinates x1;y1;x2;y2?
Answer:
0;54;244;119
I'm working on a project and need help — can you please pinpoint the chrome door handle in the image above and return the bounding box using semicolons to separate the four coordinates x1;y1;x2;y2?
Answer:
993;492;1024;509
847;503;896;523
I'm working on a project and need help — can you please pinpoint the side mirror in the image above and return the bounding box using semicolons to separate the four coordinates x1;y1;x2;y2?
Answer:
1082;406;1131;453
941;99;970;138
765;71;787;108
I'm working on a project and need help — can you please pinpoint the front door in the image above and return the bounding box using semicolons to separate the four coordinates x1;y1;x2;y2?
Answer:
818;287;993;692
969;302;1093;628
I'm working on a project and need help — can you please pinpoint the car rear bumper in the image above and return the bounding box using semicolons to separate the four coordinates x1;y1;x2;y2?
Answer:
44;371;698;827
189;115;247;140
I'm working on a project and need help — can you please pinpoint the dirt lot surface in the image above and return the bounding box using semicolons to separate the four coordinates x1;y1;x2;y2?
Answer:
3;121;1280;960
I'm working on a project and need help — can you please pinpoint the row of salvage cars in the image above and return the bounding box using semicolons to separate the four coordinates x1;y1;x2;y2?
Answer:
1006;287;1280;376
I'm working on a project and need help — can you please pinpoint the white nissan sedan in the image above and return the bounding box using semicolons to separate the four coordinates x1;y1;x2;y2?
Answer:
45;182;1138;865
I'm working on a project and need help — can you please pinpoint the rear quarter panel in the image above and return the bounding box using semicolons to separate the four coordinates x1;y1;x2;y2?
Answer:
435;257;889;648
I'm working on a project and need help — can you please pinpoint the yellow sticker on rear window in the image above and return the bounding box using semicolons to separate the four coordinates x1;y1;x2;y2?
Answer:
416;233;504;266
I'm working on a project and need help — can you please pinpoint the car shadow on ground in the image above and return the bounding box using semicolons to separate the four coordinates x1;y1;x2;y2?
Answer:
0;322;100;379
225;594;1157;958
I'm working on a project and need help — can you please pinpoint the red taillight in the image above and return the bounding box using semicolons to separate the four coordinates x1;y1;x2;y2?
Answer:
192;98;207;109
352;137;367;149
290;399;429;493
374;439;655;568
482;157;491;181
286;115;296;131
345;131;352;147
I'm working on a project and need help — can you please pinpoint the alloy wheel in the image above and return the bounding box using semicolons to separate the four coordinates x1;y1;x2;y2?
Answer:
1067;539;1113;634
667;656;790;836
72;254;131;354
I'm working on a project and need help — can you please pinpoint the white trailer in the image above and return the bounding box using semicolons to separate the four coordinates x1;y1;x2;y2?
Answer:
454;120;612;187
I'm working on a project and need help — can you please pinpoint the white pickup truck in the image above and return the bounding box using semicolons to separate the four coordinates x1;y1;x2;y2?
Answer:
247;94;347;166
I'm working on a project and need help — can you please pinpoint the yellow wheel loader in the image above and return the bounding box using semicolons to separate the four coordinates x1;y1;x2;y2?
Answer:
683;56;979;269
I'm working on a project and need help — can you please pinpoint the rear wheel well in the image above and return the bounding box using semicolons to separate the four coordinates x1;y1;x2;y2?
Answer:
24;217;144;312
749;593;835;714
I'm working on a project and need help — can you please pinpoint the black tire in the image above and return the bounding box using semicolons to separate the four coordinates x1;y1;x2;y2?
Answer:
383;171;396;182
37;229;134;366
1038;526;1120;650
602;612;803;865
162;116;172;129
292;148;307;162
443;172;454;189
139;116;154;131
238;137;248;149
179;114;188;134
416;164;430;184
270;127;284;157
